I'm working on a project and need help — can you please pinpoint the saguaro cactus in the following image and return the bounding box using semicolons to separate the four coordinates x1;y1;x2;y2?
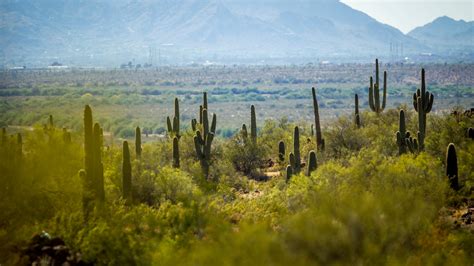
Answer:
413;69;434;150
93;123;104;202
278;140;285;163
368;59;387;114
286;126;301;179
135;126;142;157
406;132;420;154
172;136;180;168
191;92;209;132
167;98;180;138
49;115;54;128
241;124;248;139
354;94;361;128
396;110;409;155
286;165;293;183
446;143;459;190
78;169;90;217
467;128;474;139
82;105;104;204
167;98;181;168
122;141;132;201
83;105;94;195
193;105;217;177
250;105;257;143
306;150;317;176
312;87;325;151
293;126;301;173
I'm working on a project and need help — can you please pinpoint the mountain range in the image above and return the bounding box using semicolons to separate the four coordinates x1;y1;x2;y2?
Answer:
0;0;472;66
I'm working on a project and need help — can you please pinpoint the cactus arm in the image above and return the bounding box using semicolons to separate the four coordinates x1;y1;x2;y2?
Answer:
166;117;172;133
203;109;209;136
199;105;203;125
203;92;208;110
210;113;217;134
369;76;375;112
174;98;180;131
289;152;295;170
382;71;387;110
194;135;203;158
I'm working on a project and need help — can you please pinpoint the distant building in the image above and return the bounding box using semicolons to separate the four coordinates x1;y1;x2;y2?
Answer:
48;62;68;69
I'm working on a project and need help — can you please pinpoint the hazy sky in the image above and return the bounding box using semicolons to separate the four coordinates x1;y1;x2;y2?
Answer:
341;0;473;33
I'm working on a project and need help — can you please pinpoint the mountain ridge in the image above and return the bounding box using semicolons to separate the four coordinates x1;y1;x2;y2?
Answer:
408;16;473;51
0;0;471;66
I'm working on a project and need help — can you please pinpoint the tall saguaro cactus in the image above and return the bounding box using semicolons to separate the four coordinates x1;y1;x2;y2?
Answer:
413;69;434;150
312;87;325;151
172;136;180;168
167;98;180;168
83;105;94;198
354;94;361;128
122;141;132;201
293;126;301;173
193;93;216;177
396;110;409;155
135;126;142;157
82;105;105;211
250;105;257;143
368;59;387;114
167;98;180;138
446;143;459;191
93;123;105;202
